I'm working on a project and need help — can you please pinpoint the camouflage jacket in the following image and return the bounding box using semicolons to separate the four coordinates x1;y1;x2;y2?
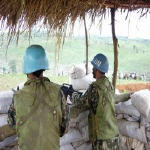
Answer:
8;77;69;137
72;76;119;141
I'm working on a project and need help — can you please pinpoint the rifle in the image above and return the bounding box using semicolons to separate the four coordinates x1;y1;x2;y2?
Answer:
60;83;82;100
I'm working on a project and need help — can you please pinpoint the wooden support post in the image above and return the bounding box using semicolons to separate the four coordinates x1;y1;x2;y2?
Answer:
83;15;89;75
111;8;118;88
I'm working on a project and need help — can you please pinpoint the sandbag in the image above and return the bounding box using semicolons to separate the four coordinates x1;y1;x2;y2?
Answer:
0;114;16;141
140;113;150;127
60;129;83;146
69;65;86;79
119;136;144;150
70;138;91;150
69;111;89;129
131;89;150;117
115;99;140;118
0;114;7;127
116;114;124;120
0;91;13;114
0;135;17;150
117;119;147;143
70;75;94;90
75;142;92;150
122;114;139;122
80;126;89;141
146;126;150;141
76;110;89;129
60;144;74;150
116;114;139;122
145;141;150;150
115;92;133;104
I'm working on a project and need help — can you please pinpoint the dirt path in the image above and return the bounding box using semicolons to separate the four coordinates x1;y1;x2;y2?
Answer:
116;82;150;92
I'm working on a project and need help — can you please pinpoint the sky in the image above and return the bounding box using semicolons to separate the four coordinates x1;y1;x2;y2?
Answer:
73;10;150;39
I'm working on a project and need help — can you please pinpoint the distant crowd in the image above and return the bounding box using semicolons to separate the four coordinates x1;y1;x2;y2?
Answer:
117;72;150;81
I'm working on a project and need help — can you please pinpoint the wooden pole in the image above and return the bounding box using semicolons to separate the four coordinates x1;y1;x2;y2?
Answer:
111;8;118;88
83;15;89;75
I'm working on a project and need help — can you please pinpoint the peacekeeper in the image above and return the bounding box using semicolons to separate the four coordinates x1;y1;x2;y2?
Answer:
72;53;120;150
8;45;69;150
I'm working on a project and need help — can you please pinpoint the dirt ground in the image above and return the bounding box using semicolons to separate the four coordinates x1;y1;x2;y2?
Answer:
116;82;150;92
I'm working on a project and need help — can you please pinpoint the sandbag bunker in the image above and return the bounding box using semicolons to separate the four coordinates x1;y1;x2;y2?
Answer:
1;87;150;150
61;65;150;150
61;91;150;150
0;65;150;150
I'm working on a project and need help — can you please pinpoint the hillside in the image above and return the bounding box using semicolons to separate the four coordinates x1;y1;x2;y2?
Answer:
0;33;150;73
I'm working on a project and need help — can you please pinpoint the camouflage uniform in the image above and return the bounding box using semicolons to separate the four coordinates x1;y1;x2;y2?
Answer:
72;76;119;150
8;106;16;130
8;77;69;150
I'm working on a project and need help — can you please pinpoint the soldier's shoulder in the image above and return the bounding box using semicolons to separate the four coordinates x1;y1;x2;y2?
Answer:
14;86;27;98
43;77;60;89
90;80;97;87
14;83;35;99
92;77;112;92
48;81;61;91
88;82;98;93
90;81;99;89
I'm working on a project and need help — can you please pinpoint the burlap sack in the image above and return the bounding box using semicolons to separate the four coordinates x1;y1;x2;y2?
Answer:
117;119;147;143
119;136;144;150
0;91;13;114
0;114;16;141
131;89;150;117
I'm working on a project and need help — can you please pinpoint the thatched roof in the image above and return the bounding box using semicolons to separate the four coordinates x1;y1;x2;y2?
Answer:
0;0;150;37
102;0;150;8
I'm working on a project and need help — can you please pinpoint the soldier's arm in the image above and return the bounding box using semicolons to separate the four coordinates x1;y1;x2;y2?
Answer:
7;97;16;129
88;84;99;114
73;84;98;109
69;90;89;118
59;90;69;137
8;85;22;129
69;84;98;118
72;89;89;108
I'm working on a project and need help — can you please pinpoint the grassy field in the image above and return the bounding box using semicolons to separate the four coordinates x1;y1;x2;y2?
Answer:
0;34;150;74
0;33;150;90
0;73;149;91
0;74;69;91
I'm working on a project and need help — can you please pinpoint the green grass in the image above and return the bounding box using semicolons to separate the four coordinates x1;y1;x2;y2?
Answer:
0;74;69;91
1;34;150;73
0;74;26;91
47;75;69;85
0;33;150;91
0;73;148;91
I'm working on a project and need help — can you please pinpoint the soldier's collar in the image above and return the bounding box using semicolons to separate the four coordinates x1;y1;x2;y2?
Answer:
25;77;50;85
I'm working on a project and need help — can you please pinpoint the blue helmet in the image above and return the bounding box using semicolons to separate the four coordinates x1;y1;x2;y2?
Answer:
91;53;109;73
23;45;49;74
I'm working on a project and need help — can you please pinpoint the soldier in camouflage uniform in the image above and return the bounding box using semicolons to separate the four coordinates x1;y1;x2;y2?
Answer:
72;53;120;150
8;45;69;150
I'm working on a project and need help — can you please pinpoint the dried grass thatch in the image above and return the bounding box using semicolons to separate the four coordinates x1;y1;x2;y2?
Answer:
0;0;150;39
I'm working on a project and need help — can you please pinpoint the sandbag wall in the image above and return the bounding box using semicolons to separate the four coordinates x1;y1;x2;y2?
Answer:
1;89;150;150
0;91;17;150
60;65;94;150
60;90;150;150
60;110;92;150
115;89;150;150
61;65;150;150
